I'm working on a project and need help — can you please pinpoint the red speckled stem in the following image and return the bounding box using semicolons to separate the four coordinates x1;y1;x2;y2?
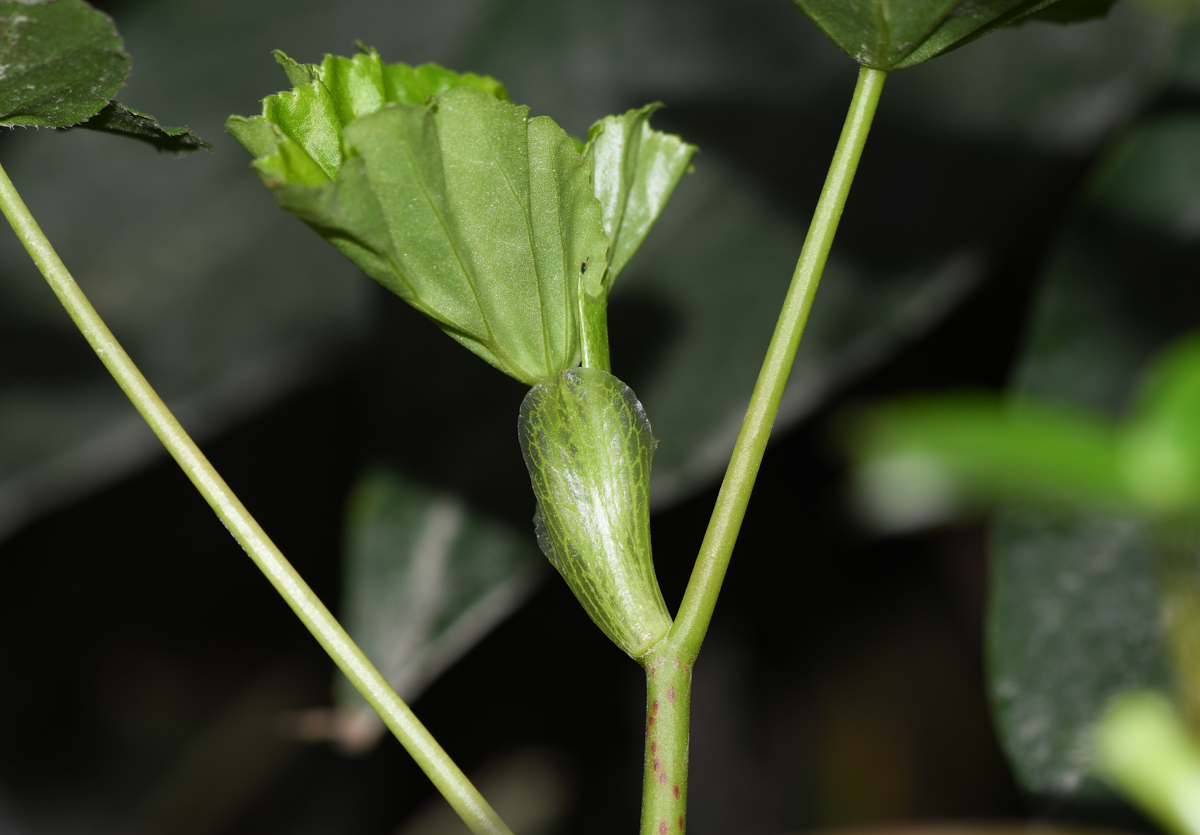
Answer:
640;650;693;835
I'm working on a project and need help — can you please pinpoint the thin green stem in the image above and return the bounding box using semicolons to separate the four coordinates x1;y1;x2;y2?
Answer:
0;161;512;835
668;66;886;663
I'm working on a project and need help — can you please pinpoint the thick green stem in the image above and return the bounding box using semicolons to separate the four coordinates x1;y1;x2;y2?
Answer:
0;162;512;835
640;649;692;835
667;66;886;664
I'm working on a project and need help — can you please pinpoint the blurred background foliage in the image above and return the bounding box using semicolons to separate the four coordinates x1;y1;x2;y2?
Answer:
1;0;1198;833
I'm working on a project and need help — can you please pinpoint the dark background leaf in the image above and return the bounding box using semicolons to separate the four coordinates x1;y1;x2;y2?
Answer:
988;103;1200;816
788;0;1098;71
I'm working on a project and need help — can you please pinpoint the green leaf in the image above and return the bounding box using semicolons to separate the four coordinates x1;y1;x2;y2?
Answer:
229;52;609;384
73;101;210;153
988;112;1200;812
333;467;541;750
852;396;1130;531
584;104;697;294
0;0;129;127
789;0;1077;70
226;47;507;185
518;367;670;658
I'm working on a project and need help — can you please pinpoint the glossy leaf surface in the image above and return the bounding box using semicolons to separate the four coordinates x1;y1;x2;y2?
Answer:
334;467;541;750
229;50;609;384
519;367;670;658
789;0;1068;70
584;104;697;293
988;111;1200;811
0;0;128;127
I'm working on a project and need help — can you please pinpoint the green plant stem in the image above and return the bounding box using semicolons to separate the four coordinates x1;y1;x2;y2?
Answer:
668;65;886;662
636;64;885;835
579;288;612;372
635;65;884;835
639;651;692;835
0;161;512;835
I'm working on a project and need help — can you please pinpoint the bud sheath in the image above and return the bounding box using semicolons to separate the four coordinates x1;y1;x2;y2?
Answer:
519;368;671;657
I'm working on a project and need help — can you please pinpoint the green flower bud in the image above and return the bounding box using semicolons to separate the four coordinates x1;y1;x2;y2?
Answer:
518;367;671;658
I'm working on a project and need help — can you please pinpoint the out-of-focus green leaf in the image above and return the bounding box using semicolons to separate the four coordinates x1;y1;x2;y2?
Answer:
0;0;128;127
584;104;697;292
229;52;609;385
333;467;542;751
989;111;1200;812
788;0;1070;71
852;330;1200;527
1122;335;1200;513
1095;690;1200;835
519;368;669;659
852;396;1130;531
1031;0;1119;23
74;101;210;153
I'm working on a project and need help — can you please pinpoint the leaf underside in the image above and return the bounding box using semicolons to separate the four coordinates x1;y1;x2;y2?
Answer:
227;50;610;384
789;0;1072;70
74;101;210;153
584;104;697;295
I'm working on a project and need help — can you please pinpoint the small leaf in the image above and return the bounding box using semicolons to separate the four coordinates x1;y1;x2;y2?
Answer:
789;0;1075;71
518;367;671;658
73;101;210;153
228;51;608;384
0;0;129;127
584;104;697;294
335;467;542;750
